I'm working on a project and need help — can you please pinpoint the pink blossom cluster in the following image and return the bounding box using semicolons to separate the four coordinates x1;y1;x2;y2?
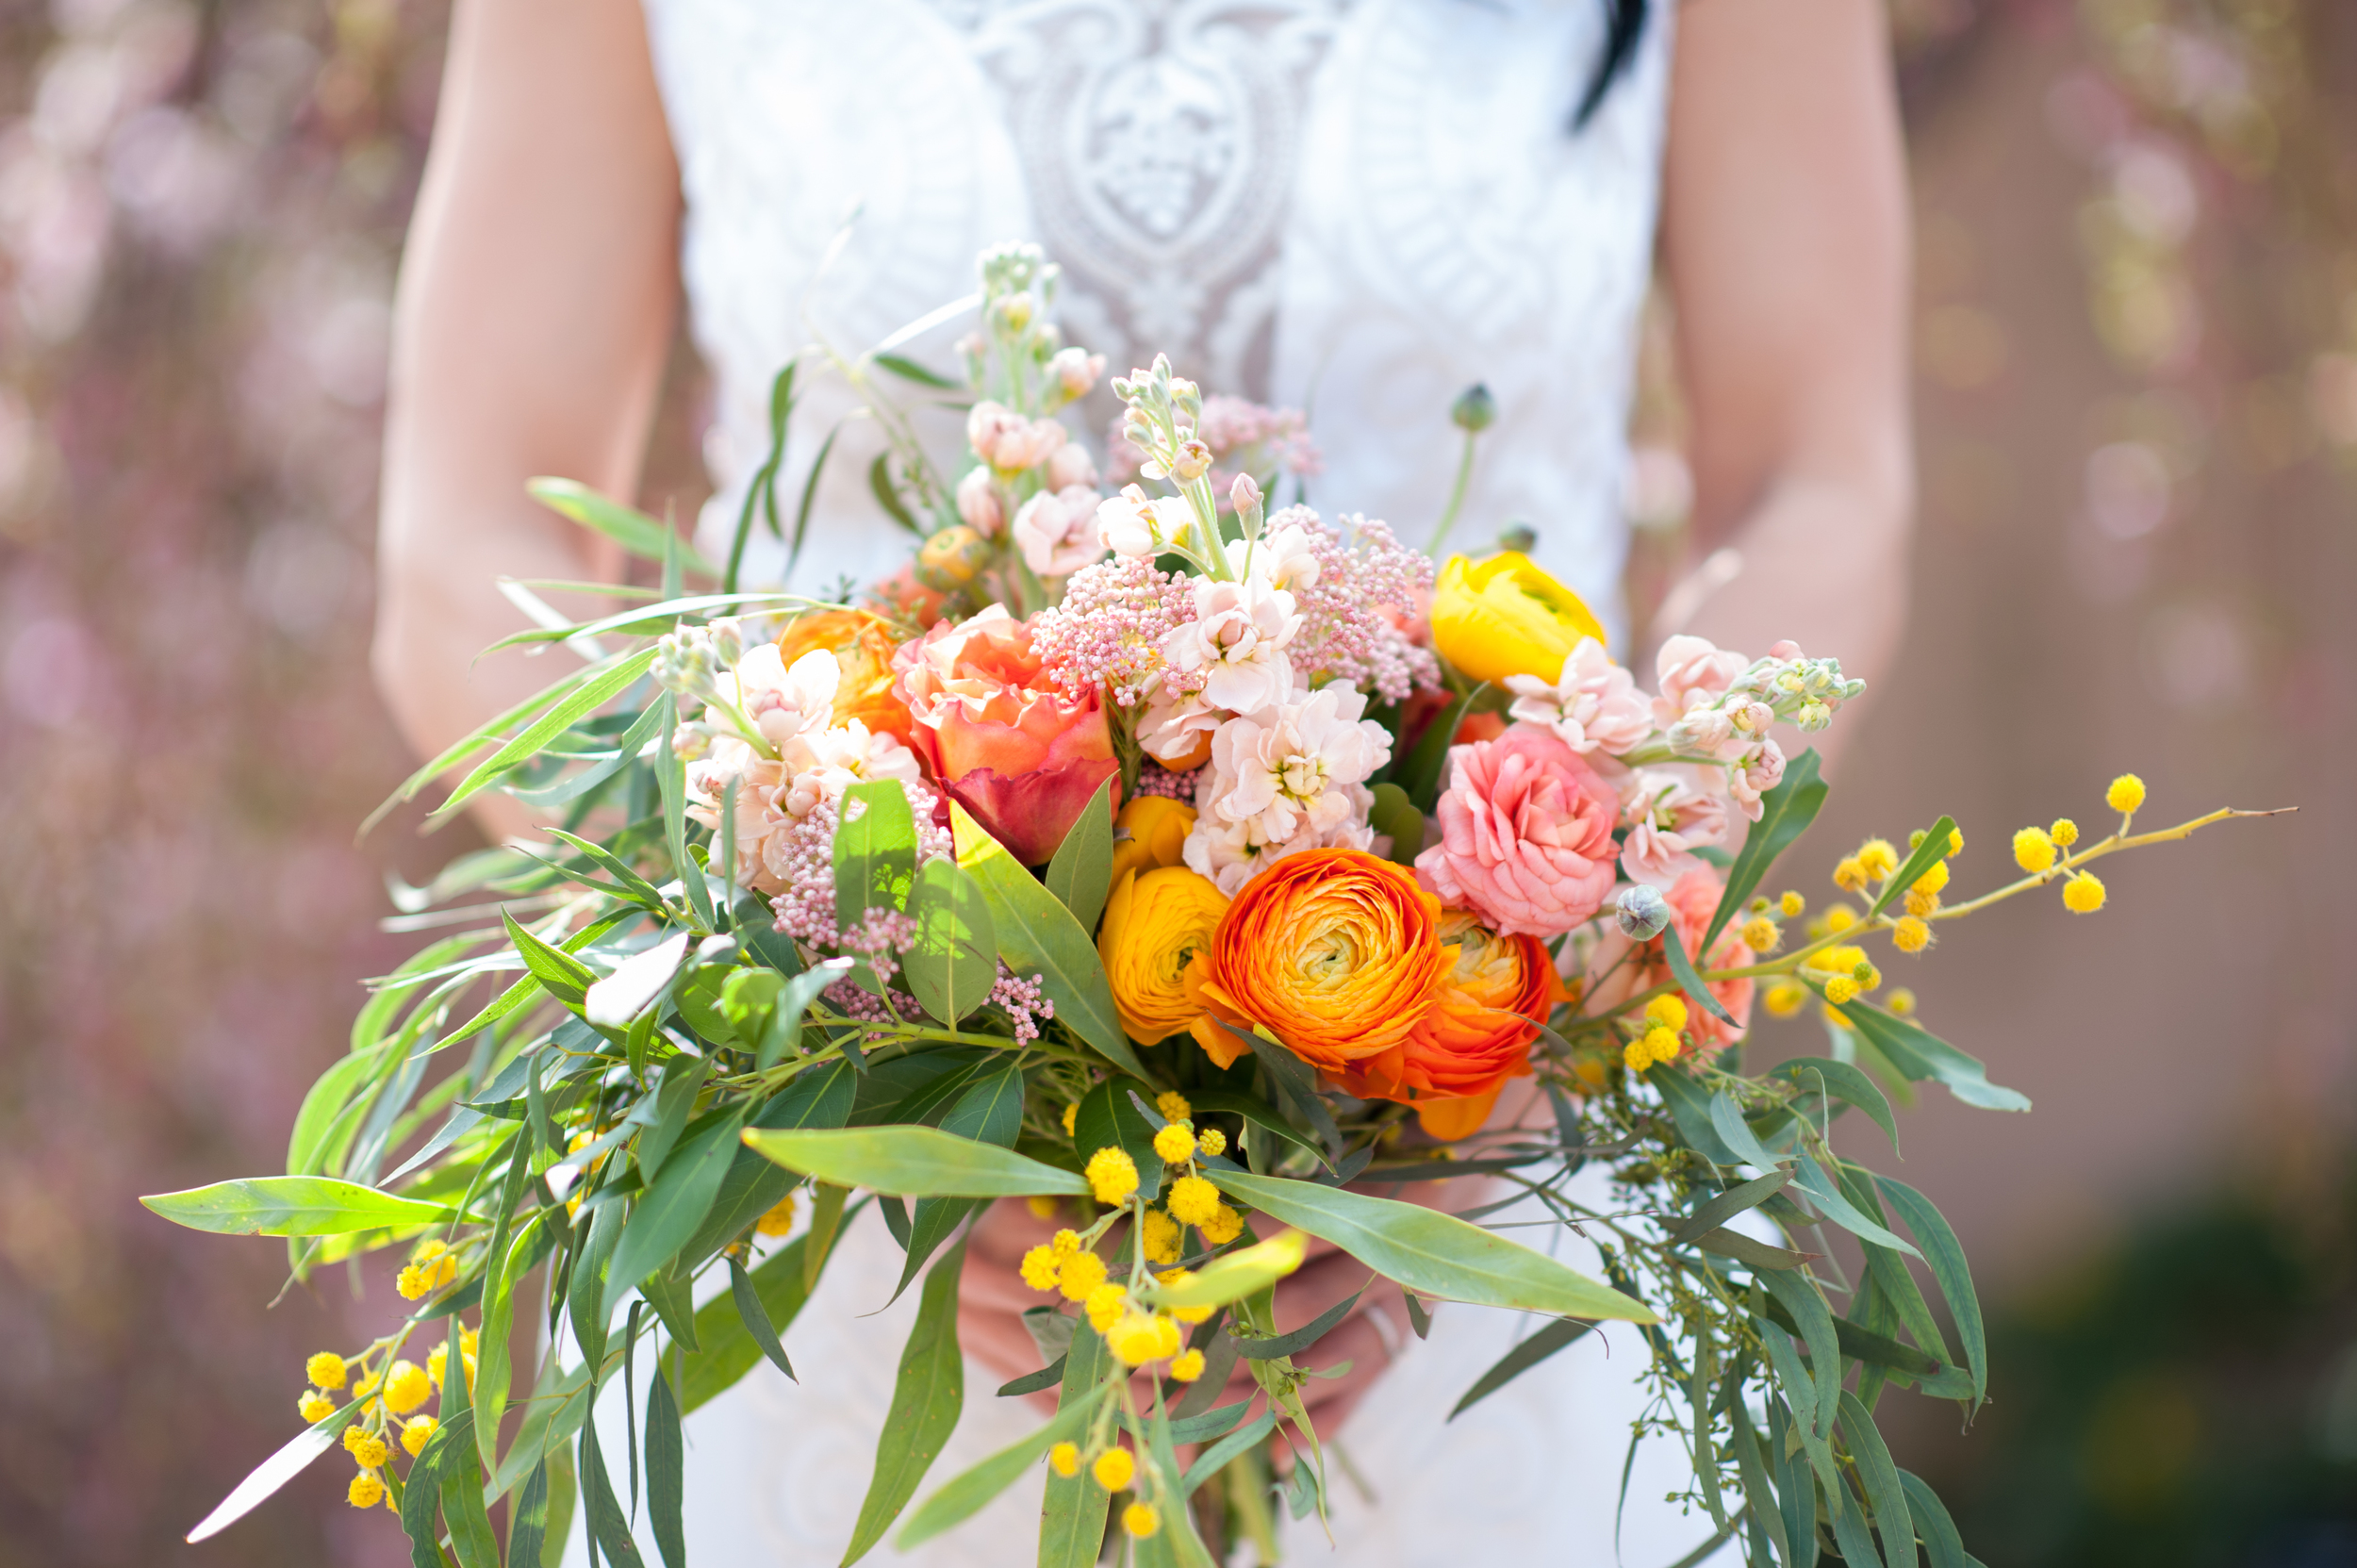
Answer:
1277;509;1441;705
988;965;1056;1045
1028;553;1202;708
833;906;922;992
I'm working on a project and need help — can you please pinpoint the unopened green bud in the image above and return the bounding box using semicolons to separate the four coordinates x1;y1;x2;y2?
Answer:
1451;383;1497;433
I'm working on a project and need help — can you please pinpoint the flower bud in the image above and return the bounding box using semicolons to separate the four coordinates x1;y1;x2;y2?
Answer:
1229;471;1264;536
1170;438;1213;483
1615;883;1671;940
709;617;746;668
1496;521;1538;553
1451;382;1497;433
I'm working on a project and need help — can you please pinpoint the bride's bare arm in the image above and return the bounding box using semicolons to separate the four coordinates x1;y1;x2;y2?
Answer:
372;0;681;841
1656;0;1914;756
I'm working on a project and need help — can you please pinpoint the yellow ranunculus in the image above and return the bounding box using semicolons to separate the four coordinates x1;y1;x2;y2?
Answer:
1097;866;1228;1046
1109;796;1196;889
1430;551;1607;685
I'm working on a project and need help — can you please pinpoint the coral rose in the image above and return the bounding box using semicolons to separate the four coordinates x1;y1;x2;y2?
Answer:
1098;866;1229;1046
775;609;915;751
1429;551;1608;685
1334;913;1567;1139
1415;725;1620;938
892;604;1119;865
1109;796;1195;888
1187;849;1449;1076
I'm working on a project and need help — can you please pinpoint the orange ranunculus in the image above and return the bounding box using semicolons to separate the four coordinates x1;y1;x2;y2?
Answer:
775;609;915;750
1187;849;1450;1076
892;604;1120;866
1334;911;1568;1140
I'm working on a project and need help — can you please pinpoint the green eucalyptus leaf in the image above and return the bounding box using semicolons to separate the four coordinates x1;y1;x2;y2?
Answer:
647;1360;687;1568
1770;1056;1901;1156
182;1397;362;1543
1867;815;1957;920
949;801;1143;1076
1876;1175;1987;1408
431;650;660;828
1208;1169;1653;1321
1660;919;1737;1027
834;779;920;929
1839;997;2031;1113
1037;1326;1114;1568
902;859;997;1026
1074;1079;1162;1184
1043;776;1115;933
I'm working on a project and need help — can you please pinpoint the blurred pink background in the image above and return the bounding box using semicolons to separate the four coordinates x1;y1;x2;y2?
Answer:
0;1;2349;1563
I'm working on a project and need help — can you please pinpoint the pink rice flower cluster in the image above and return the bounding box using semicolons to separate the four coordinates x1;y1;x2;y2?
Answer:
1415;725;1621;937
1131;760;1194;800
1029;553;1201;708
988;965;1055;1044
822;976;920;1041
1276;509;1441;705
833;907;921;992
768;780;953;945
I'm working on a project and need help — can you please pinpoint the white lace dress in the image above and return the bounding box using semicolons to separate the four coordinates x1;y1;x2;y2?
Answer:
563;2;1739;1562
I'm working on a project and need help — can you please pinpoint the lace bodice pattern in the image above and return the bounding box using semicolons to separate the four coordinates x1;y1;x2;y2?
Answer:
641;0;1673;639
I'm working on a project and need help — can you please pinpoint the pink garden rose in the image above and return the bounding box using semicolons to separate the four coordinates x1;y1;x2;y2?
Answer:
1414;725;1620;937
891;604;1119;864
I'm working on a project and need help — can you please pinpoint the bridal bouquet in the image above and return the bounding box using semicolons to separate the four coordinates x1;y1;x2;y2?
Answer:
146;245;2275;1568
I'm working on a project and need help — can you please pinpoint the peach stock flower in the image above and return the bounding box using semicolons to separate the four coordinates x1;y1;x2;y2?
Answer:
892;604;1119;865
1187;848;1448;1075
1415;725;1620;937
1334;912;1566;1140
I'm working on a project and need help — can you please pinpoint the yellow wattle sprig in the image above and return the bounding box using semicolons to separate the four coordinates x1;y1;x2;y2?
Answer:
1595;786;2287;1023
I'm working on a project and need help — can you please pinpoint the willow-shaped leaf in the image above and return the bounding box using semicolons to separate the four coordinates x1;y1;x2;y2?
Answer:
603;1108;749;1320
1703;748;1826;954
842;1239;968;1565
1867;815;1957;920
529;478;722;578
743;1126;1088;1198
1838;997;2031;1113
1447;1316;1595;1421
1037;1326;1114;1568
1876;1175;1987;1409
183;1399;361;1542
430;649;659;828
142;1178;460;1237
896;1384;1112;1549
1770;1057;1901;1155
1209;1169;1652;1321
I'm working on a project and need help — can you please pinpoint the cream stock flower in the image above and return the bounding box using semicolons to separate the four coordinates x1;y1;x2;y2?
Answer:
954;466;1003;535
1504;638;1653;756
1161;571;1300;716
1182;684;1390;896
1096;484;1194;558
